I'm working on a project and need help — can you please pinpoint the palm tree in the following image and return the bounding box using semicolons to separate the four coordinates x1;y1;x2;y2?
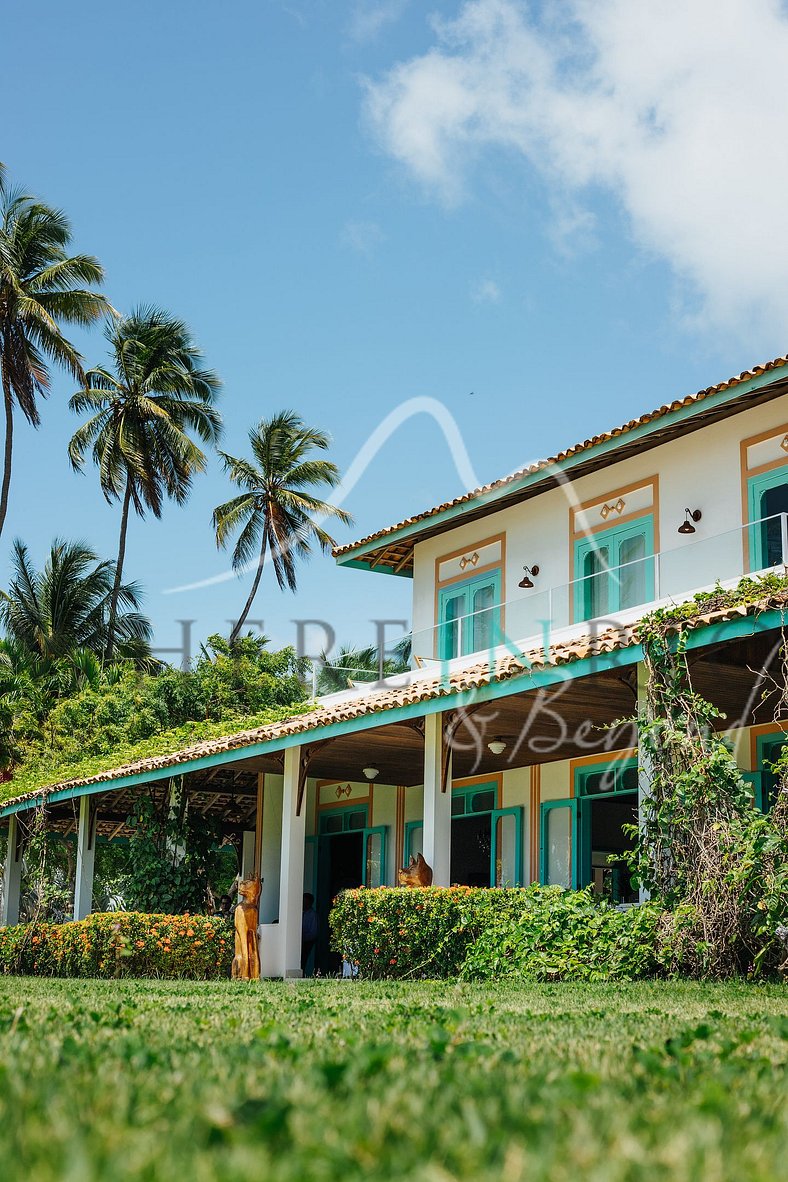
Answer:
316;642;411;693
0;184;108;538
213;411;352;643
68;307;222;660
0;538;152;662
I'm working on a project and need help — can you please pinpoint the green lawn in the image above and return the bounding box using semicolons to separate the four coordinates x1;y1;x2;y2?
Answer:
0;978;786;1181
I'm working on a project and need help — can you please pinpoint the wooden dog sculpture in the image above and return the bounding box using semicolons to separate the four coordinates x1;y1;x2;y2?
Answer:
231;875;262;980
398;852;433;888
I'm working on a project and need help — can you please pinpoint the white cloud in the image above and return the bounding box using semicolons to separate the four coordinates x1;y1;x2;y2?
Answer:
471;277;502;303
363;0;788;338
349;1;410;44
341;218;386;257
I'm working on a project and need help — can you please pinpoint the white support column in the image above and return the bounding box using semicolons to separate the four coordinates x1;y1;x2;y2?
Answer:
278;746;306;977
259;777;283;924
423;712;452;886
1;815;23;927
73;795;96;921
240;831;256;880
636;661;652;903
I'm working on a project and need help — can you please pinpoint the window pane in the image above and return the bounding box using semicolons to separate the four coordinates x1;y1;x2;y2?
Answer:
451;793;465;816
544;807;572;888
440;592;465;659
322;814;342;834
582;545;610;618
471;582;497;653
348;811;366;831
495;813;517;886
470;789;496;813
620;765;639;794
618;532;647;610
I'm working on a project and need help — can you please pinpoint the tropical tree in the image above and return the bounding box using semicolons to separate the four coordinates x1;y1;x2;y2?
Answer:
316;641;410;694
68;307;222;660
0;538;152;663
0;183;108;537
213;411;352;643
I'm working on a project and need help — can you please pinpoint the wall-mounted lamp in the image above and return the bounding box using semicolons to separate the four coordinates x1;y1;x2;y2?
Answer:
519;564;540;589
487;737;507;756
678;508;702;536
362;766;380;781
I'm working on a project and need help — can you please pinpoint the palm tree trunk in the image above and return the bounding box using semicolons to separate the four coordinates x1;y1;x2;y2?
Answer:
105;474;133;663
0;376;14;540
229;538;267;643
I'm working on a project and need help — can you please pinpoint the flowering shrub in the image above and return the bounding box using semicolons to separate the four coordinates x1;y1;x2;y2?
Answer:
330;885;664;981
0;912;233;979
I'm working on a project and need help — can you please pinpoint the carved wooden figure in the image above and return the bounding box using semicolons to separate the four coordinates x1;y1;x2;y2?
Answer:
398;853;433;887
231;875;262;980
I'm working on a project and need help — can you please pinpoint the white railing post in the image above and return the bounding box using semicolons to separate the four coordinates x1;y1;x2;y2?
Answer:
423;713;452;886
781;513;788;567
278;745;306;977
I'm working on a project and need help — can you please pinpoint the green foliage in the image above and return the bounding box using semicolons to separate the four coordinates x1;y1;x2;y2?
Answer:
2;632;311;798
0;912;232;979
0;977;785;1181
316;641;410;693
630;577;788;977
330;885;664;981
0;537;152;661
124;790;236;914
213;410;352;640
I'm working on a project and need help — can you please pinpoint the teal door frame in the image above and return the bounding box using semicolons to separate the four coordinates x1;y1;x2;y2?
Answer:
490;806;523;886
362;825;388;887
747;467;788;569
539;798;579;888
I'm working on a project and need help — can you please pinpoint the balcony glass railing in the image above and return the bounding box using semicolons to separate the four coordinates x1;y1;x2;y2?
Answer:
408;513;788;668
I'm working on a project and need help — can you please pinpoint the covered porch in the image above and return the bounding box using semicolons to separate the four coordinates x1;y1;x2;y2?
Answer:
1;599;785;976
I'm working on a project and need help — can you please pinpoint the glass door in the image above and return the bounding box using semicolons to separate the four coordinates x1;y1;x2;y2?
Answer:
438;570;501;659
539;799;577;888
491;807;523;886
574;518;654;623
363;826;387;888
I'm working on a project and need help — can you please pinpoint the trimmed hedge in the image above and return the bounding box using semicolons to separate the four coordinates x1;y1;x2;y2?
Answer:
0;912;234;979
330;885;664;981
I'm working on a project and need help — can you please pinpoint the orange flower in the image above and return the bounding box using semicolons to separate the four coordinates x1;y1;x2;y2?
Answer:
389;958;397;965
135;940;145;948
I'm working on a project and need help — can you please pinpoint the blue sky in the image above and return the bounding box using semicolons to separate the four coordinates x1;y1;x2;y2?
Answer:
3;0;788;666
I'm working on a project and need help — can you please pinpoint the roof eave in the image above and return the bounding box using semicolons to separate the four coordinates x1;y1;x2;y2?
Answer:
334;360;788;573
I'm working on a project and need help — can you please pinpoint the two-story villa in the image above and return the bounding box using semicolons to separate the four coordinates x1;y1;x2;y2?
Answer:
4;355;788;975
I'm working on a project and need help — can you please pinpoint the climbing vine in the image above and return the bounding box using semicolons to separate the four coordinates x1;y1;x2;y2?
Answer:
124;782;237;914
630;578;788;977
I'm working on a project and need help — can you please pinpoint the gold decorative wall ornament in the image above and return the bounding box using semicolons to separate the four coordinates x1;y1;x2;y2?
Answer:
600;498;626;520
458;552;480;571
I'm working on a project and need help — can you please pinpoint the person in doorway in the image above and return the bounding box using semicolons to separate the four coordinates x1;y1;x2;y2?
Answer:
301;893;318;976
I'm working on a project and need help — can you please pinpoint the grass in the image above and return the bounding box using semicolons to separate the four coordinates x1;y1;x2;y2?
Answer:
0;978;786;1181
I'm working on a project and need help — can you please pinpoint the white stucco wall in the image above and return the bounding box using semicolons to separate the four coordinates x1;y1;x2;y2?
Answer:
410;393;788;650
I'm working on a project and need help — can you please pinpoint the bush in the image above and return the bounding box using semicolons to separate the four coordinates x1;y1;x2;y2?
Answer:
0;912;234;979
330;885;664;981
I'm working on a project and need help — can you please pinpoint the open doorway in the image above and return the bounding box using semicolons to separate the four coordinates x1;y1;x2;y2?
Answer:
586;793;638;904
450;814;491;886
